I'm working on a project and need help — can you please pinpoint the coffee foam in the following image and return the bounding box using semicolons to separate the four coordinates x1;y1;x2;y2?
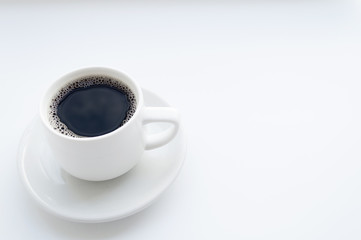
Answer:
49;75;137;138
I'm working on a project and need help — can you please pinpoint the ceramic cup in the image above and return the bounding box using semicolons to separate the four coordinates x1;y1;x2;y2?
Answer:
39;67;180;181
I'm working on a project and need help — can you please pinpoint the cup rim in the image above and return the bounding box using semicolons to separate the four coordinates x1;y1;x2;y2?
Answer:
39;67;143;142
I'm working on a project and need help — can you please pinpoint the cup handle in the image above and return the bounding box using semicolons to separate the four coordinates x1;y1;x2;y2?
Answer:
142;107;180;150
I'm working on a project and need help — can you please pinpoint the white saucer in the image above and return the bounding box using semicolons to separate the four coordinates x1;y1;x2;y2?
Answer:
18;89;186;223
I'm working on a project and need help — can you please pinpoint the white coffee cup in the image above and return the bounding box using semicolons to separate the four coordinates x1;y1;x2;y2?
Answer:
39;67;180;181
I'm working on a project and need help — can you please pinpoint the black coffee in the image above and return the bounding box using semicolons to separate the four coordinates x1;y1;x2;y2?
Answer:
49;76;136;137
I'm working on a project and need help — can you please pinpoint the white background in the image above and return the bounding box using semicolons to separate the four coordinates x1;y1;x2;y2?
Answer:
1;0;361;239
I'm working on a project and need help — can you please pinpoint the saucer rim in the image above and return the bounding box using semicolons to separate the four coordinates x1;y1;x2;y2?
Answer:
17;89;187;223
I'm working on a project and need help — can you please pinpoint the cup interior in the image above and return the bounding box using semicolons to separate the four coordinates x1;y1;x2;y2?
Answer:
40;67;142;139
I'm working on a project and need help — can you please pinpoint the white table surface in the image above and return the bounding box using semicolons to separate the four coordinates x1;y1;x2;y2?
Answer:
1;1;361;239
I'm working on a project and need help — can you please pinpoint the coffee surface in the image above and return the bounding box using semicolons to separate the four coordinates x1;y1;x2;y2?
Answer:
49;75;136;137
57;85;130;137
